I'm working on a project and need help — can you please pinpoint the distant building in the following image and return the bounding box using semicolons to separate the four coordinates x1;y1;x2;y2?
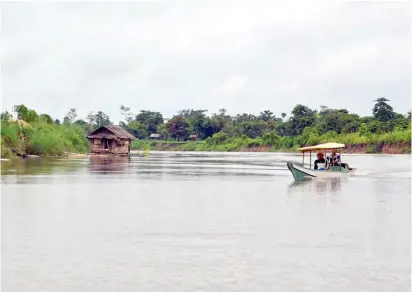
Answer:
87;125;136;155
149;133;161;140
189;134;198;141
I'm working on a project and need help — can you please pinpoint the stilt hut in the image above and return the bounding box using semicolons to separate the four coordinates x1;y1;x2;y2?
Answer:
87;125;136;155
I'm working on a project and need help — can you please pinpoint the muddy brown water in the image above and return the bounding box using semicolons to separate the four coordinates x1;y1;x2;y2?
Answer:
1;152;411;292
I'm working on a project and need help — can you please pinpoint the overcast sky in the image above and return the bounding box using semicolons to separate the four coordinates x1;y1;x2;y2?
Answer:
1;1;411;123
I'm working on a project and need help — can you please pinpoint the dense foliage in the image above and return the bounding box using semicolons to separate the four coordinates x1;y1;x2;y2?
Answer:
125;98;410;152
1;98;410;158
1;106;93;158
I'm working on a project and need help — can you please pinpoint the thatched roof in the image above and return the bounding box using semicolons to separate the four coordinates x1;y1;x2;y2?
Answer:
87;125;136;140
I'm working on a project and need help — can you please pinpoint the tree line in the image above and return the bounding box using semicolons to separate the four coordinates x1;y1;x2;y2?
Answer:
92;98;410;138
3;97;412;141
123;98;410;141
1;97;410;157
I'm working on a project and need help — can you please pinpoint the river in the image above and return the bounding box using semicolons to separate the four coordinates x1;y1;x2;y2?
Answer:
1;152;411;292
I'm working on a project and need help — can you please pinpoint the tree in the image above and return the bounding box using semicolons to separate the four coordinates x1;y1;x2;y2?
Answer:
13;104;38;123
13;104;29;120
388;114;410;131
366;120;385;134
218;108;227;116
288;104;316;136
320;105;328;113
179;109;206;119
359;116;375;126
207;131;228;144
201;117;221;139
63;117;71;125
359;123;369;136
74;119;92;132
234;113;257;123
86;112;96;125
212;109;232;130
341;121;361;134
281;112;286;120
135;110;163;134
156;123;169;140
127;121;148;139
259;110;274;122
262;131;280;146
168;115;190;141
119;121;128;130
74;119;88;126
26;110;38;123
1;111;12;122
372;97;395;122
177;109;209;138
275;121;291;136
120;105;134;123
94;111;111;127
39;114;53;124
190;112;207;137
86;111;111;128
66;108;78;123
318;108;360;134
236;121;269;138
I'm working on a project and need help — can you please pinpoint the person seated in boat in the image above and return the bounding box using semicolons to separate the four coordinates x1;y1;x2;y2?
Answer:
328;151;339;165
329;151;350;169
314;152;326;170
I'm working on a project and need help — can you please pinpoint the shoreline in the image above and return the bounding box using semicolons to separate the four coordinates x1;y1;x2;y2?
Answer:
2;148;410;162
2;142;410;161
131;141;411;154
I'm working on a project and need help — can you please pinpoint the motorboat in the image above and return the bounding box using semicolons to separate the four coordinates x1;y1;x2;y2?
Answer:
286;142;356;181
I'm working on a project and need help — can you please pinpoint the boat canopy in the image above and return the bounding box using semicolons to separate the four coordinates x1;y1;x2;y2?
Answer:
297;142;345;152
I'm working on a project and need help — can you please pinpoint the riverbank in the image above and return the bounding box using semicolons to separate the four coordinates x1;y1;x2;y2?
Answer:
1;119;89;159
131;140;411;154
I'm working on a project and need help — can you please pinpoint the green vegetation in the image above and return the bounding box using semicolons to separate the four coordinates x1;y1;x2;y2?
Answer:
129;97;410;153
1;97;411;158
1;105;91;158
131;127;411;152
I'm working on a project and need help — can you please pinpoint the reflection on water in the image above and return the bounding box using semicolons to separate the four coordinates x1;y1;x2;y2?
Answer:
89;155;131;173
1;152;411;292
288;177;343;194
0;157;83;175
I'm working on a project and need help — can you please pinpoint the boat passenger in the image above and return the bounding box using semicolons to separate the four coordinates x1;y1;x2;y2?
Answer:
314;152;326;170
330;151;350;169
329;151;339;165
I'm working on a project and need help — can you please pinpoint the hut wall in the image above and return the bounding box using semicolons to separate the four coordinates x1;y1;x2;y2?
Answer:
89;139;130;154
92;138;102;153
113;139;130;154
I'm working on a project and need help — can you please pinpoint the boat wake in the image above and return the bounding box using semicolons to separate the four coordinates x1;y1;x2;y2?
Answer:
354;170;411;178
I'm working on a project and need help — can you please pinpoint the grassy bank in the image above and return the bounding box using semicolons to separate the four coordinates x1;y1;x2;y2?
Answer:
132;128;411;154
1;120;89;159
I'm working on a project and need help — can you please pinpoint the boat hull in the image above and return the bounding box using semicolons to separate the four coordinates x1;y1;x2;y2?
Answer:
286;162;356;181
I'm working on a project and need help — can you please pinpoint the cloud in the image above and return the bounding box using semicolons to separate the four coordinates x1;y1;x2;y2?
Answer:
215;74;249;96
1;1;410;122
